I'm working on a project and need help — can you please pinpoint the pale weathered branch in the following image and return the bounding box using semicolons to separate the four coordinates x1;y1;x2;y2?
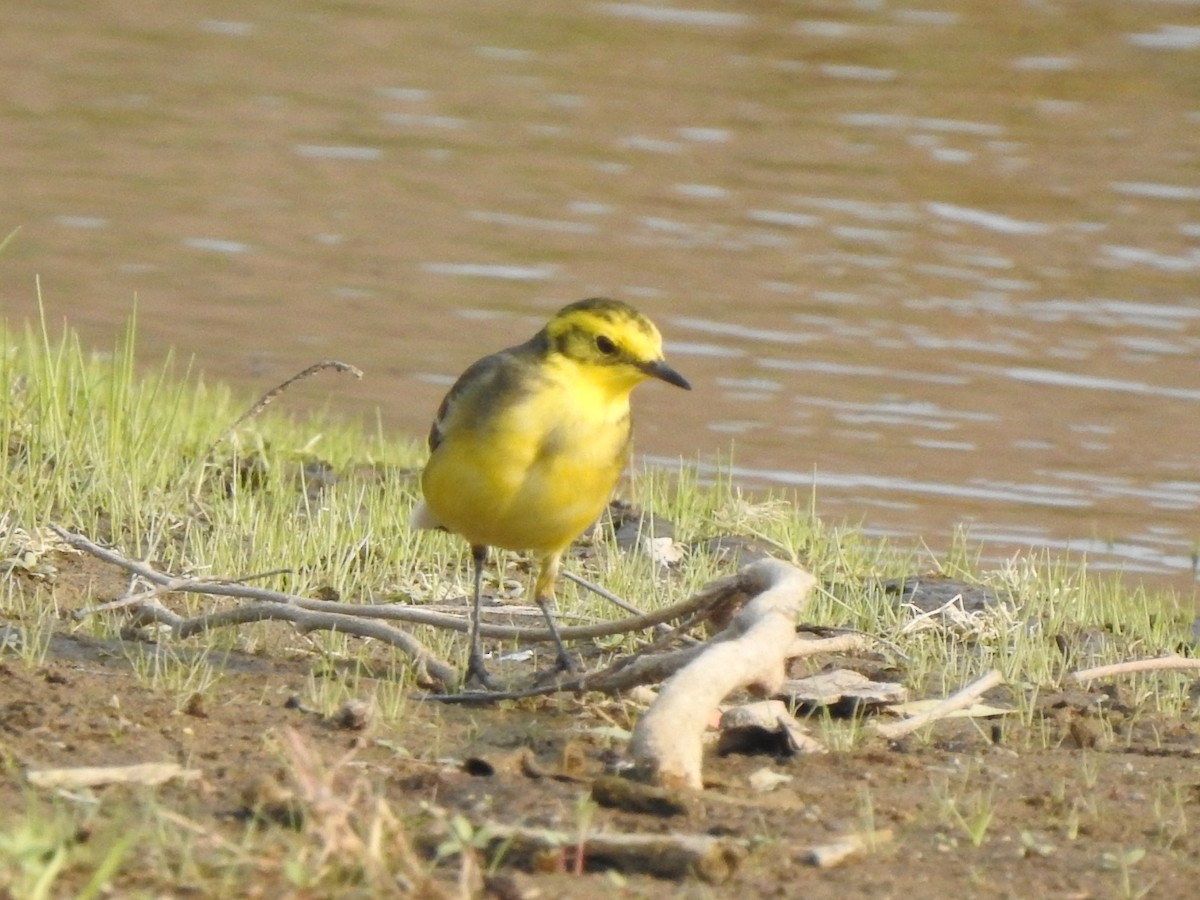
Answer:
577;624;875;697
51;523;770;697
788;632;872;658
51;523;739;644
804;829;894;868
52;524;871;708
52;523;457;689
26;762;201;789
420;570;769;702
629;559;817;789
871;669;1004;740
131;600;458;688
1067;654;1200;684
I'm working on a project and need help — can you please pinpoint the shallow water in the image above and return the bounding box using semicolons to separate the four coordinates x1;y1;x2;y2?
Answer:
1;1;1198;591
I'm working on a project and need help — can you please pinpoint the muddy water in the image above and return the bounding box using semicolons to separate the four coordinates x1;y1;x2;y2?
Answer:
1;2;1198;590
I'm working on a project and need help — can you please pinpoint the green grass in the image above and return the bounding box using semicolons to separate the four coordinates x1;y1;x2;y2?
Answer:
1;303;1196;708
0;796;135;900
2;302;1198;895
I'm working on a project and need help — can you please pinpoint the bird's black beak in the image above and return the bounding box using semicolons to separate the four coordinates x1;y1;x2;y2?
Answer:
641;358;691;390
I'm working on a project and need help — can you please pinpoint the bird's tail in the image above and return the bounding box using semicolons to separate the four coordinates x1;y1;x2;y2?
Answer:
409;500;442;530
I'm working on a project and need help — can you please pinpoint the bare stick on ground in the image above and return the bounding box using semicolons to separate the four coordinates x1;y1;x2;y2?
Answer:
804;829;895;868
629;558;817;789
26;762;201;789
1067;654;1200;684
52;524;867;703
49;523;459;690
872;669;1004;740
54;523;741;645
474;822;744;884
51;523;762;696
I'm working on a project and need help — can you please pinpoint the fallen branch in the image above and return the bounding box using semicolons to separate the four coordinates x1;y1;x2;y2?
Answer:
788;631;872;658
52;525;858;704
52;524;737;644
570;618;872;697
77;568;291;618
476;822;744;884
51;523;770;696
804;829;894;868
51;523;458;689
132;599;459;688
1067;654;1200;684
424;568;777;702
872;669;1004;740
629;559;816;789
27;762;201;789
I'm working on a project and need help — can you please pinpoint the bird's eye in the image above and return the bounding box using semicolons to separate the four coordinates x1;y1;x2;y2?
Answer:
595;335;617;355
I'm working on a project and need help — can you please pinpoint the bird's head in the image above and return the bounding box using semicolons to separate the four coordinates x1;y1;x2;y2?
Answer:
542;298;691;394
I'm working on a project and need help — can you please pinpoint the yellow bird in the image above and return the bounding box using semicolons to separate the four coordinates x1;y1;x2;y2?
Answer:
412;297;691;687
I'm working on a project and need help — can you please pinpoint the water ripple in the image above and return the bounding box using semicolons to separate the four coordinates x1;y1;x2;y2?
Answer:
183;237;251;254
927;202;1052;235
658;458;1095;509
1111;181;1200;201
840;113;1004;136
294;144;383;160
598;3;751;27
421;262;558;281
982;365;1200;401
467;210;597;234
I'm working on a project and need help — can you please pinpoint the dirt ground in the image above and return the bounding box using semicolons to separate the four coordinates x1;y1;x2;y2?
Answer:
3;553;1200;899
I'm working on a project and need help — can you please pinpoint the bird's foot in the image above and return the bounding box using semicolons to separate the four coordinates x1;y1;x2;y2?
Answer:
553;648;583;675
464;651;499;691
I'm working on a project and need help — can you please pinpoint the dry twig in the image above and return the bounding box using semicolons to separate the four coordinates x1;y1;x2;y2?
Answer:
54;524;739;642
872;669;1004;740
202;359;364;459
804;829;894;868
50;523;772;696
475;822;744;883
26;762;200;789
1067;654;1200;684
51;522;458;689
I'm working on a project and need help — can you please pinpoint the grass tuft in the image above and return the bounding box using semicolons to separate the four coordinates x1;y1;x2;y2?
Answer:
1;300;1197;893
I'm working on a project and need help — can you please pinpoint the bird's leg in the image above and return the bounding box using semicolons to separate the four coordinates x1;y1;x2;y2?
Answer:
464;544;497;690
534;552;581;673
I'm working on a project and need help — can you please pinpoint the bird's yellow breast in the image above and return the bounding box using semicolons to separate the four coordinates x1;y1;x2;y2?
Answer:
420;354;632;555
